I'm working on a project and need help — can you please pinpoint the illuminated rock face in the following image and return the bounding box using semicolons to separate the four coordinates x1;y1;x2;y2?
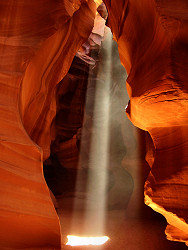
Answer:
103;0;188;245
0;0;95;249
1;0;187;248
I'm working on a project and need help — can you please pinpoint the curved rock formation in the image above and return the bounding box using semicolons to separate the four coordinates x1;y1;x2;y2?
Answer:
103;0;188;245
50;10;106;169
0;0;187;248
0;0;96;249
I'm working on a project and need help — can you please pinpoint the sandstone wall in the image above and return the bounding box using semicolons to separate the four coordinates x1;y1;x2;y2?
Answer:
0;0;188;248
0;1;96;248
103;0;188;245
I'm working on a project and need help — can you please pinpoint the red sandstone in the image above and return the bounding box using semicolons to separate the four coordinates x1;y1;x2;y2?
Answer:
104;0;188;245
0;0;187;249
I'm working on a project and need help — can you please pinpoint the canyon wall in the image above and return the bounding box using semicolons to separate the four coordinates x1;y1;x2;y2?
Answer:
0;0;187;248
103;0;188;245
50;11;106;170
0;0;96;249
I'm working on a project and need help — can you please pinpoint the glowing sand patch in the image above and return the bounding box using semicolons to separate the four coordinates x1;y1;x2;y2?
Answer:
66;235;109;246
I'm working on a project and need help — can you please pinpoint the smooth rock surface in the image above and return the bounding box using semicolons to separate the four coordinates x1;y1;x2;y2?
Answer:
1;0;188;248
103;0;188;245
0;0;96;249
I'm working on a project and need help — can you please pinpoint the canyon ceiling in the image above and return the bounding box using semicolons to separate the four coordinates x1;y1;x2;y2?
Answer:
0;0;187;249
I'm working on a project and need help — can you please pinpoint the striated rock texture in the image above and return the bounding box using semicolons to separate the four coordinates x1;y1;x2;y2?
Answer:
46;24;134;211
103;0;188;245
50;10;106;169
0;0;96;249
51;56;90;169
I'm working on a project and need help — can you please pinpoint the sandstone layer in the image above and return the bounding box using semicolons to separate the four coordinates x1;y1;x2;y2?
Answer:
51;11;106;169
0;0;96;249
0;0;188;248
103;0;188;245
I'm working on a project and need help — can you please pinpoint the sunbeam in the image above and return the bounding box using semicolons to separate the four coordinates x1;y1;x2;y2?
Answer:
83;27;112;235
67;27;113;244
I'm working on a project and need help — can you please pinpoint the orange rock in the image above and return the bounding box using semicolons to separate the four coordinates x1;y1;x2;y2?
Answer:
0;0;96;249
51;10;106;169
104;0;188;245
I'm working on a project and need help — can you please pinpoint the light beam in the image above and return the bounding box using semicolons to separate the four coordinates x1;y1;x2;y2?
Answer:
66;27;113;243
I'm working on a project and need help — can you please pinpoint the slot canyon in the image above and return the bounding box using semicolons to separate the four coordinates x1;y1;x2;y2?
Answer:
0;0;187;249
